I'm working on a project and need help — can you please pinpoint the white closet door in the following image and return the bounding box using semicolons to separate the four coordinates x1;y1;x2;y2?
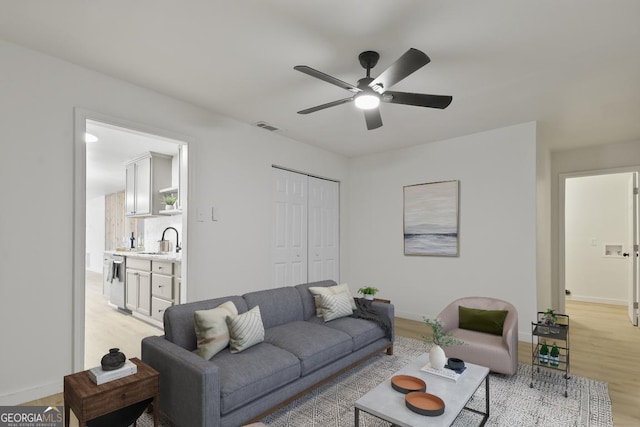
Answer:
272;168;308;287
308;176;340;283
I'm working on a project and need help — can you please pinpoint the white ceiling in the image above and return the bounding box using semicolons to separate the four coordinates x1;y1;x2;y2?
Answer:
2;1;640;158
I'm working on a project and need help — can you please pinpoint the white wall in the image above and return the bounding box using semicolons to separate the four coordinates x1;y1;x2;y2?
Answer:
550;140;640;309
347;122;538;338
85;195;105;273
0;41;349;404
565;174;630;305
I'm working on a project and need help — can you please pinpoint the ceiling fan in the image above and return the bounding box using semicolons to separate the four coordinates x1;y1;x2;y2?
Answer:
294;48;452;130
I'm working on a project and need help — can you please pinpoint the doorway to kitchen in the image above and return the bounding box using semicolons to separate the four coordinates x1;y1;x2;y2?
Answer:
73;109;189;371
560;169;639;327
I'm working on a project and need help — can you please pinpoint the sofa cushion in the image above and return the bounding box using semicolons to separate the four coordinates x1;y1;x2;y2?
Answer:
211;343;301;415
308;316;385;351
265;321;353;375
164;296;249;351
243;287;303;329
227;306;265;353
194;301;238;359
458;306;508;336
445;327;511;372
295;280;338;320
308;283;356;317
318;292;353;321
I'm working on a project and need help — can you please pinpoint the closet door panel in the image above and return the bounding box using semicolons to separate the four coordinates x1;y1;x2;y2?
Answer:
272;168;308;287
308;177;340;283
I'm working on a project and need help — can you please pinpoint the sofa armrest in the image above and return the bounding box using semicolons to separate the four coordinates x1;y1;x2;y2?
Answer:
142;336;221;427
369;301;395;343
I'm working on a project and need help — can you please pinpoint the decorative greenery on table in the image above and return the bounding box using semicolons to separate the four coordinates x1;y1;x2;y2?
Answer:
357;286;379;296
422;318;465;347
543;308;557;325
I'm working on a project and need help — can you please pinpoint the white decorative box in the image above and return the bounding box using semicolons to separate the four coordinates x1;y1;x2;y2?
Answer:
88;360;137;385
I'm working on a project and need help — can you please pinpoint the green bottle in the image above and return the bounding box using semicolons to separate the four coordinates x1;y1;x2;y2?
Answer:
539;341;549;365
550;342;560;367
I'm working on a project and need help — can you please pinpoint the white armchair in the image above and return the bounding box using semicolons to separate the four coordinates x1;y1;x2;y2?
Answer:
437;297;518;375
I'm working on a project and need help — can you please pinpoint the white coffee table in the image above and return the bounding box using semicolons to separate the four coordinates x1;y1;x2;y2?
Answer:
355;353;490;426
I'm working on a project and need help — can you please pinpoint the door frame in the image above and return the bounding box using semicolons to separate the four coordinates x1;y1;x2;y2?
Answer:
73;108;192;372
558;166;640;315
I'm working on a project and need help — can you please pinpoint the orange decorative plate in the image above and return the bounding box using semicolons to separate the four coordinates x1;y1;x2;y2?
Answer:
390;375;426;394
405;391;445;416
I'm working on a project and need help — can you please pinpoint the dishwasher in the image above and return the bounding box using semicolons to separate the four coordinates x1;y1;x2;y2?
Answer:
104;253;130;313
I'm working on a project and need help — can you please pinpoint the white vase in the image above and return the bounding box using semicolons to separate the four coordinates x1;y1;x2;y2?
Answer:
364;294;374;300
429;345;447;369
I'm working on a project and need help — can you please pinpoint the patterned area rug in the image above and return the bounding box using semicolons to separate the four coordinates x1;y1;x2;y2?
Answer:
137;336;612;427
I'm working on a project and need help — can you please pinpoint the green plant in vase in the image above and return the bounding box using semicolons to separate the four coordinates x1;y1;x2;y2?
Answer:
422;318;465;370
357;286;379;300
543;308;557;326
163;194;177;209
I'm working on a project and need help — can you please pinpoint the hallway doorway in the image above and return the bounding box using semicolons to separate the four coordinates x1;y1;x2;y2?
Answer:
73;109;190;372
561;169;639;326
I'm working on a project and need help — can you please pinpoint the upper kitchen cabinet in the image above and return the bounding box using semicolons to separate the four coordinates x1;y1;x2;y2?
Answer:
125;152;172;217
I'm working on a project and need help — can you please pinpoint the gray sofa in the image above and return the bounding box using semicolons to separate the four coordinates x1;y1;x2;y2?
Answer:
141;280;394;427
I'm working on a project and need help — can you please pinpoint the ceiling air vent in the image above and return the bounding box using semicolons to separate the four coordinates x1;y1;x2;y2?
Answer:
255;121;280;132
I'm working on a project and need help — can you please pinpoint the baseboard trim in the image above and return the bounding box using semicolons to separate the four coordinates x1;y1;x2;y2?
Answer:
566;295;626;306
0;380;62;406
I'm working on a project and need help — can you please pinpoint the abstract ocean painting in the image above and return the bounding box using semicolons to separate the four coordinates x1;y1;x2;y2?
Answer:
404;180;459;256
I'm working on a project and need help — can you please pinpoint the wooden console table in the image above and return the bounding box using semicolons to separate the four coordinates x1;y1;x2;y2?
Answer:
64;357;159;427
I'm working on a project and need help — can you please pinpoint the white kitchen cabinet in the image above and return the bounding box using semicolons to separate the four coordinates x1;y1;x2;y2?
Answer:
124;256;180;327
151;260;180;323
125;152;172;217
125;258;152;316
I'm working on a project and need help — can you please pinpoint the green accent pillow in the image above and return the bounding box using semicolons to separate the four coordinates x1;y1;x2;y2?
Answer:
458;306;508;336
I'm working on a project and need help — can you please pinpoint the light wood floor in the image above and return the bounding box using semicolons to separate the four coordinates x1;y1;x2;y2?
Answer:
24;295;640;426
20;272;162;426
83;271;162;368
397;300;640;426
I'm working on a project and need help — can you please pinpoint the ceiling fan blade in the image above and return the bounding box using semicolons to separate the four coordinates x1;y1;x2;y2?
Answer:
364;108;383;130
369;48;430;92
383;91;452;109
297;97;354;114
294;65;360;93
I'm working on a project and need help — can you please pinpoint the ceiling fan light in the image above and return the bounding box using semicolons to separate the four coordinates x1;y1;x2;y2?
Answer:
354;94;380;110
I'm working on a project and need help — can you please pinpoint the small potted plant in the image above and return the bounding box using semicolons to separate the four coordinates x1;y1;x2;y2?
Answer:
542;308;557;326
422;318;464;369
163;194;177;210
357;286;379;301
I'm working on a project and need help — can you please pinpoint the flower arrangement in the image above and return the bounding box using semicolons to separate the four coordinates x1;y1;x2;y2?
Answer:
422;318;465;348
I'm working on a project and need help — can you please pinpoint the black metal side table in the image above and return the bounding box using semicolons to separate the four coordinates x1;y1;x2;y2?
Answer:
530;312;570;397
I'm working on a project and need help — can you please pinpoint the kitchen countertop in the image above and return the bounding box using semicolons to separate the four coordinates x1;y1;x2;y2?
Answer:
105;250;182;262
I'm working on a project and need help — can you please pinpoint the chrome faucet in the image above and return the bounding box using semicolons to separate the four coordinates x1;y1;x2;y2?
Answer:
161;227;181;253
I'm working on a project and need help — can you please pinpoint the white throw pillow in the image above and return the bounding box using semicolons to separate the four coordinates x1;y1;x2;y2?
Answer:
309;283;356;317
194;301;238;359
318;292;354;322
226;305;265;353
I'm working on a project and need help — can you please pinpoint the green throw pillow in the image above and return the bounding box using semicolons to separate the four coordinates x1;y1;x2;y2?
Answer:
458;306;508;336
